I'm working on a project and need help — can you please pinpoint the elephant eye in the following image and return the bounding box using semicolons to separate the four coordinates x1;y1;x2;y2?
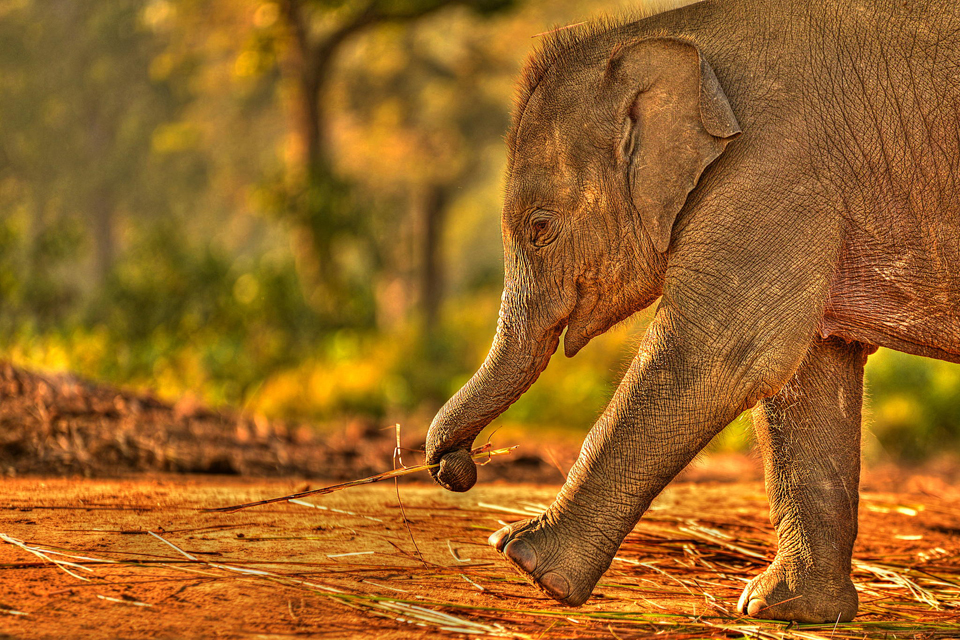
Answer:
529;212;558;247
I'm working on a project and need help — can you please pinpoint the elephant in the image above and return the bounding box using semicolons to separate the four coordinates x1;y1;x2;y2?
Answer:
424;0;960;624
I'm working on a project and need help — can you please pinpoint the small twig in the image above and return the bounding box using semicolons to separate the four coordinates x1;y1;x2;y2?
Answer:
286;499;384;523
447;539;470;563
393;424;426;566
361;580;409;593
205;444;518;513
0;534;94;582
148;531;197;561
148;531;344;593
751;594;804;615
96;595;152;607
459;573;485;592
326;551;375;559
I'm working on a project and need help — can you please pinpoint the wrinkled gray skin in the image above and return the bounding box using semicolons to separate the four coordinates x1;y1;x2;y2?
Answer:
425;0;960;623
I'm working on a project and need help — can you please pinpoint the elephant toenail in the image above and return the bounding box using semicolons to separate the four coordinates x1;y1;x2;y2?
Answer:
503;539;538;574
747;598;771;618
538;572;570;600
488;527;510;551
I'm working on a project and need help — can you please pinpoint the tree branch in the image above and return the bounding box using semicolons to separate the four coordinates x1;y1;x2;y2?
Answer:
278;0;479;169
311;1;465;77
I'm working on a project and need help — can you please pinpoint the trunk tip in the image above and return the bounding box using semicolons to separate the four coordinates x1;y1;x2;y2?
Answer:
436;449;477;492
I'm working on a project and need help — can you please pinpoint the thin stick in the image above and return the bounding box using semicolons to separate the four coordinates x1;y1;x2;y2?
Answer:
0;534;94;582
750;594;804;616
393;424;425;566
205;444;518;513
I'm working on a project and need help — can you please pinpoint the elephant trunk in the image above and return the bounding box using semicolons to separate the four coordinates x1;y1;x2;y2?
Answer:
426;286;562;492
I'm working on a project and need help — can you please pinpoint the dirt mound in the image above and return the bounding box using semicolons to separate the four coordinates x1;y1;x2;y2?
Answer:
0;362;569;482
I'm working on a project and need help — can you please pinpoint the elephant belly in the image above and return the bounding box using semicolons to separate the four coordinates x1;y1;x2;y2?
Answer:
819;234;960;363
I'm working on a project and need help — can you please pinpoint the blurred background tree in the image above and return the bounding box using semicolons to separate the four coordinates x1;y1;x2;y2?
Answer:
0;0;956;462
0;0;204;320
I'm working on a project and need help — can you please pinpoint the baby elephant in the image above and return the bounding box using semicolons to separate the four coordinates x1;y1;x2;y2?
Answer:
426;0;960;624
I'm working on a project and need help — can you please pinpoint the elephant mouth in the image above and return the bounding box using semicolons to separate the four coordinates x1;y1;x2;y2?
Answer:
563;322;593;357
564;291;659;358
563;291;602;357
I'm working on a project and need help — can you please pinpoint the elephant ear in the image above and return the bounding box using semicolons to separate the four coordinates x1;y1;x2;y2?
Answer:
608;38;741;253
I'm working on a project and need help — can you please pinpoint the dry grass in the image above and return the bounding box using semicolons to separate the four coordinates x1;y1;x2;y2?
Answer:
1;477;958;639
206;443;519;513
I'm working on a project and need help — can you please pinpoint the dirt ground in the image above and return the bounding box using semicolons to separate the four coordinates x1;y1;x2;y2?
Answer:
1;362;959;638
0;475;958;640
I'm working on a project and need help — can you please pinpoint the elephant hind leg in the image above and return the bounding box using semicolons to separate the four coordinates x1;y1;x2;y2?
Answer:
739;337;866;623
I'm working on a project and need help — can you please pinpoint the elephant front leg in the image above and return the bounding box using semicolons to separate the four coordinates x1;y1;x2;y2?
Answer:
489;317;772;606
737;337;866;623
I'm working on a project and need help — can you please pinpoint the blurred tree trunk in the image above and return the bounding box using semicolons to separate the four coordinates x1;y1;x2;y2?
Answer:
282;0;330;172
90;187;114;288
85;90;116;290
277;0;503;320
417;183;449;333
281;0;474;170
281;0;373;316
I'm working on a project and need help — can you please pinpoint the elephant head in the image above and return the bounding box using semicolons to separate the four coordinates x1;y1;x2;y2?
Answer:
426;35;741;492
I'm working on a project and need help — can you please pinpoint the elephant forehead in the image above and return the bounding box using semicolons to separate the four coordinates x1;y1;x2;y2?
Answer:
506;156;583;219
504;62;609;225
511;149;575;191
508;115;590;203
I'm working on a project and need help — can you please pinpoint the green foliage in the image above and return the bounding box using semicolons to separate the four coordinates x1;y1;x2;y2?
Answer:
257;169;379;328
84;222;329;403
0;215;83;330
0;217;323;404
0;0;956;467
311;0;516;19
0;0;197;212
865;349;960;461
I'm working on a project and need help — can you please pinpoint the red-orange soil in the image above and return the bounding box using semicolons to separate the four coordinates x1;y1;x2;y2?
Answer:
0;476;958;639
1;363;958;638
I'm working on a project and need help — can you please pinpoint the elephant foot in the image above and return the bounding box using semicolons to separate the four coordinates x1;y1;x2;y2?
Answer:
737;557;858;623
488;515;608;607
